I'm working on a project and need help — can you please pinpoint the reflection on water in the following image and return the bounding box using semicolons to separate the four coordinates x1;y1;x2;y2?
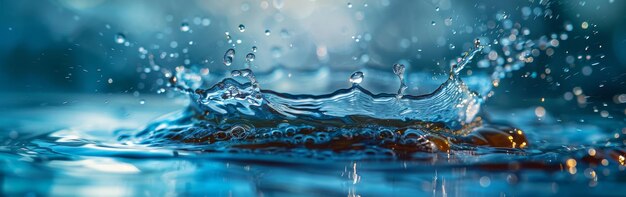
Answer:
1;93;625;196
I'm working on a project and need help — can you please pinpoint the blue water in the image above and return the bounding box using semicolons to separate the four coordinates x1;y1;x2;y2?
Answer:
1;91;625;196
2;44;626;195
2;1;626;196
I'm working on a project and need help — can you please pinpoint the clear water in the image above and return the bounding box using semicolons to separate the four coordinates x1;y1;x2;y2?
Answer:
2;1;626;196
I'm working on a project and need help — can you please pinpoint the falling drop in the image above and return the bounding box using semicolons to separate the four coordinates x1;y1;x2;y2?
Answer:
180;22;190;32
246;53;255;62
238;24;246;32
252;46;258;52
349;71;364;84
392;64;407;99
223;48;235;66
114;33;126;44
265;29;271;36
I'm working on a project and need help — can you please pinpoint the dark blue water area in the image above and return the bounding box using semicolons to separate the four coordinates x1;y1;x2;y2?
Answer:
1;93;625;196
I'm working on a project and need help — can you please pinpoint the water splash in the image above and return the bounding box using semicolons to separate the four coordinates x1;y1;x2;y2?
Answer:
392;64;407;99
126;43;507;156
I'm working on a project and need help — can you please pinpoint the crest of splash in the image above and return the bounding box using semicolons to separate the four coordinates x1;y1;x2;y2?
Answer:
131;42;488;151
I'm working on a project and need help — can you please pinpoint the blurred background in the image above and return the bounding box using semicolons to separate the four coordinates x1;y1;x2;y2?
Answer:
0;0;625;117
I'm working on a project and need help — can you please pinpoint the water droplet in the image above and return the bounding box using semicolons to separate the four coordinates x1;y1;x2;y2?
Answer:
180;22;190;32
347;2;352;8
252;46;258;52
393;64;405;76
107;78;113;84
114;33;126;44
246;53;255;62
431;21;436;26
231;70;241;77
139;99;145;105
474;38;481;48
265;29;271;36
223;48;235;66
349;71;364;84
435;7;439;11
238;24;246;32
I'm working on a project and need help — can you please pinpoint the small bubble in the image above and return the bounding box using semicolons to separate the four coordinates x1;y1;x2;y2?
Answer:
479;176;491;187
202;18;211;26
435;7;439;11
347;2;352;8
246;53;256;62
114;33;126;44
107;78;113;84
252;46;258;52
280;29;290;38
238;24;246;32
431;21;436;26
139;99;145;105
349;71;364;84
271;46;282;58
564;22;573;31
180;22;190;32
9;130;18;139
581;22;589;29
265;29;271;36
223;48;235;66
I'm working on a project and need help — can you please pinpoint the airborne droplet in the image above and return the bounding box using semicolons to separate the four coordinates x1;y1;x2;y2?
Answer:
223;48;235;66
246;53;256;62
393;64;405;76
180;22;190;32
238;24;246;32
114;33;126;44
265;29;271;36
349;71;364;84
